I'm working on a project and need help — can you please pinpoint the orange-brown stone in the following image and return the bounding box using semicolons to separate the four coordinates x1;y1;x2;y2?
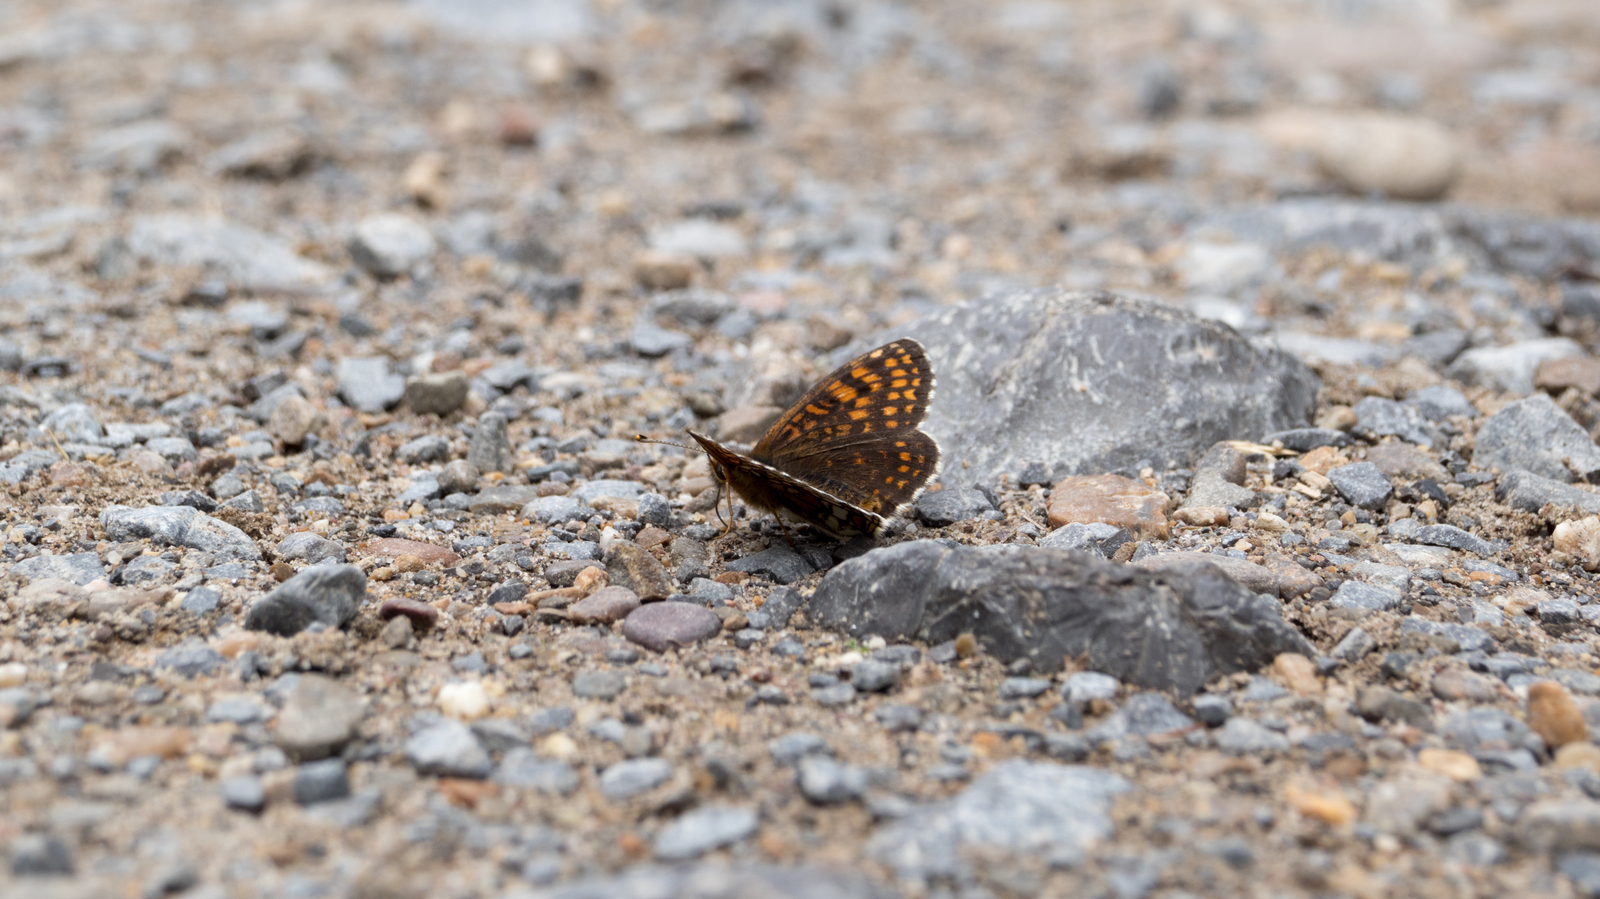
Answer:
364;538;461;566
1046;474;1169;539
1528;680;1588;749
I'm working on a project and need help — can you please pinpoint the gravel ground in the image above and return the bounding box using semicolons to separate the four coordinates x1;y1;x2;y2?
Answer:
4;1;1600;898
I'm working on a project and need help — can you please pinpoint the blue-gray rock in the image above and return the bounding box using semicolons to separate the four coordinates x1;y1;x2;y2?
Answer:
479;360;539;393
40;403;102;443
1440;707;1532;753
1353;397;1436;447
155;639;225;677
1558;852;1600;897
850;658;901;693
654;805;759;860
100;504;261;561
599;757;673;801
508;864;894;899
220;490;265;513
1214;717;1290;755
10;552;105;586
998;677;1053;700
868;290;1317;487
10;833;74;876
293;759;351;805
572;479;647;504
913;488;994;526
1400;617;1496;653
467;412;514;474
1446;338;1584;396
770;732;831;766
406;720;491;778
631;320;694;357
493;748;579;795
523;495;591;524
637;492;671;527
1260;428;1351;451
275;532;347;565
180;586;221;615
797;756;869;805
396;435;450;464
1553;669;1600;696
1411;524;1496;556
1039;522;1130;557
869;760;1130;880
1326;462;1392;511
1406;385;1476;421
221;776;265;813
1329;581;1403;613
206;696;266;724
809;541;1314;695
336;357;405;413
348;213;435;279
1542;599;1582;629
725;545;814;585
1402;329;1470;367
1087;692;1195;742
146;437;198;463
572;669;626;700
1331;627;1375;661
1496;470;1600;515
244;564;365;636
294;496;346;517
1476;394;1600;483
119;554;174;587
746;586;802;630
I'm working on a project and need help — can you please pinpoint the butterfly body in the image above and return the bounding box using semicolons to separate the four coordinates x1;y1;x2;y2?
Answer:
681;339;941;539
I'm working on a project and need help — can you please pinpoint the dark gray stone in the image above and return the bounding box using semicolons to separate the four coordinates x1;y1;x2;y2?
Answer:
244;564;365;636
868;291;1317;487
1353;397;1437;447
850;658;901;693
913;488;995;526
1039;522;1130;557
221;776;265;812
467;412;514;474
1087;692;1195;742
808;541;1315;695
349;213;435;278
725;545;814;585
1326;462;1392;511
158;489;217;513
1192;694;1232;726
998;677;1053;700
11;833;74;875
155;639;225;677
1215;717;1289;754
638;492;671;526
524;495;592;524
1260;428;1350;451
1411;524;1496;556
180;586;221;615
1496;470;1600;515
1476;395;1600;483
631;320;694;357
747;586;802;630
293;759;351;805
396;435;450;464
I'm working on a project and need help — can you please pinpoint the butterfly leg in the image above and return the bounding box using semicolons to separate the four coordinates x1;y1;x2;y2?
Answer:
772;515;799;548
720;485;736;537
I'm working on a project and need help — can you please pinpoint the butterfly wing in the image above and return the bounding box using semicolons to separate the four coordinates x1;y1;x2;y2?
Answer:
750;338;940;517
688;430;885;537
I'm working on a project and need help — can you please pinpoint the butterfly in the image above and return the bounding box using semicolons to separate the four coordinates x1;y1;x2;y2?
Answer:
641;338;941;539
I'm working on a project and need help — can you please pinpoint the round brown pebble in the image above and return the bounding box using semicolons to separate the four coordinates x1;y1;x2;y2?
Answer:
1528;680;1588;749
621;601;721;652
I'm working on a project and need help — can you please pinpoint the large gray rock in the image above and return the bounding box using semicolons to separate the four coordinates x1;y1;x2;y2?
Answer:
244;564;365;636
1496;470;1600;515
866;291;1317;487
869;760;1129;882
502;864;895;899
1476;394;1600;483
126;214;331;293
100;504;260;561
807;541;1315;695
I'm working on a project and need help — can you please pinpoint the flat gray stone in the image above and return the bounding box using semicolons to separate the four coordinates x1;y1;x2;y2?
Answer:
10;552;105;586
244;564;365;637
653;805;759;860
100;504;260;561
406;720;491;779
1476;394;1600;483
599;757;673;801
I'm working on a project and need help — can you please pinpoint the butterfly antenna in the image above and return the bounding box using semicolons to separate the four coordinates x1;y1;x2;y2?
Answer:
634;434;694;452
